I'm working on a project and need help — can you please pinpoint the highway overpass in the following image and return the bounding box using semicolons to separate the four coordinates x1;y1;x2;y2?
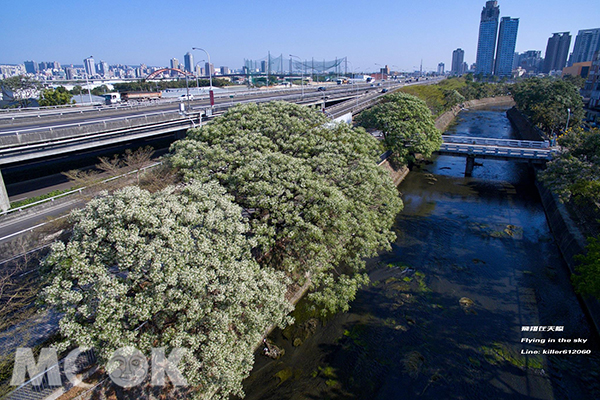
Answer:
0;78;443;211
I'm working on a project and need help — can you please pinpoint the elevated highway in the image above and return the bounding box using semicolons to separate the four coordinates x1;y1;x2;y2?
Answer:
0;78;443;210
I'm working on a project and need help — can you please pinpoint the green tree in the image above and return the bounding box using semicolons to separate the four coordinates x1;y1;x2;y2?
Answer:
38;86;73;106
0;75;41;107
40;182;292;399
170;102;402;314
563;74;586;89
512;77;584;135
356;92;442;166
572;236;600;299
540;126;600;204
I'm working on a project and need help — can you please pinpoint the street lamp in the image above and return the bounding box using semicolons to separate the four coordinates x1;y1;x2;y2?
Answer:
565;108;571;132
192;47;214;107
289;54;304;98
346;60;360;109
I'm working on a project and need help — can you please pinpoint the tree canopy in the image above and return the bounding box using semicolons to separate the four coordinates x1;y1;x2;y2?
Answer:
512;77;584;135
572;236;600;299
39;86;73;106
40;182;292;399
540;126;600;205
170;101;402;314
355;92;442;166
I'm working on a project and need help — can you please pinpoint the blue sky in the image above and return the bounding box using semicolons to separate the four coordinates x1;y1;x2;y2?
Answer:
1;0;599;72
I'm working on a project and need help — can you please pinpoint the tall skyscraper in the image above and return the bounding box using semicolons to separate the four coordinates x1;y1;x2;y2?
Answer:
494;17;519;77
475;1;500;76
437;63;445;75
84;57;95;77
205;62;215;76
24;61;38;74
184;52;194;73
451;48;465;75
544;32;572;73
569;28;600;66
97;61;110;77
170;58;179;69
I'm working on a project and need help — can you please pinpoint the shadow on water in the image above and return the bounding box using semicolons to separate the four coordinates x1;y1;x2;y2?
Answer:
240;108;600;400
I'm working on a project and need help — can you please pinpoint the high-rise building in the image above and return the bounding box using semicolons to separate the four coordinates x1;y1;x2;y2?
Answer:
437;63;445;75
84;57;95;77
65;67;75;80
184;52;194;73
97;61;110;77
544;32;571;73
170;58;180;70
220;66;229;75
569;28;600;66
475;1;500;76
584;51;600;108
451;48;465;75
24;61;38;74
205;62;215;76
494;17;519;77
516;50;543;74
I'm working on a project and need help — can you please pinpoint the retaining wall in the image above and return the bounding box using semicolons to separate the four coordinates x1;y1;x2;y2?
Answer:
506;107;546;141
435;96;515;132
507;107;600;335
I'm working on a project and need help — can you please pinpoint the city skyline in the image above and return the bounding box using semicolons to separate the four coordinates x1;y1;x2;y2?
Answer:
1;0;599;73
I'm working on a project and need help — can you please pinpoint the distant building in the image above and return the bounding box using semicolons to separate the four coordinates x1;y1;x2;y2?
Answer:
584;51;600;108
451;48;465;75
260;60;267;73
562;61;592;79
205;62;215;76
184;52;194;73
97;61;110;77
544;32;571;73
437;63;445;75
220;66;229;75
84;57;95;77
475;1;500;76
569;28;600;66
24;60;38;74
515;50;543;74
64;67;74;80
494;17;519;77
170;58;180;70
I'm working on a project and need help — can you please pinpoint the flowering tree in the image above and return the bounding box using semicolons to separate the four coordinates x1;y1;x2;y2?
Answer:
356;92;442;166
40;182;292;399
170;102;402;314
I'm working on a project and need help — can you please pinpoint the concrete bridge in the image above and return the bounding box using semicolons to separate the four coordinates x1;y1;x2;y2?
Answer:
438;135;557;176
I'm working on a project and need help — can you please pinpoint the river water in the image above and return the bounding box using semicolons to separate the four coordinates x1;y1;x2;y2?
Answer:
240;107;600;400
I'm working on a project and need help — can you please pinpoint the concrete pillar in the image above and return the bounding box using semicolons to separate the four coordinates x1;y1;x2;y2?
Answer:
465;155;475;177
0;170;10;212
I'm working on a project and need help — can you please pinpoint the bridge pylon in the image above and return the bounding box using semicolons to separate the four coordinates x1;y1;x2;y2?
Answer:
0;170;9;212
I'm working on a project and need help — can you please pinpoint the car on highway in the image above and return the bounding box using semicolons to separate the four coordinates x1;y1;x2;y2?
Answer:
317;87;326;92
180;94;194;101
381;88;388;93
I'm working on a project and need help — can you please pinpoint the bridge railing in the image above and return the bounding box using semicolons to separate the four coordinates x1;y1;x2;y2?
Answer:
439;143;557;160
442;135;550;149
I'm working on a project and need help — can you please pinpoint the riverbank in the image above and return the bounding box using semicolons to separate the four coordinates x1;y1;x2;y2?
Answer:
506;108;600;336
242;106;600;400
435;96;515;132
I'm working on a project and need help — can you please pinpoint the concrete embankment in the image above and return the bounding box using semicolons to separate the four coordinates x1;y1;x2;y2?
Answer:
435;96;515;132
507;108;600;335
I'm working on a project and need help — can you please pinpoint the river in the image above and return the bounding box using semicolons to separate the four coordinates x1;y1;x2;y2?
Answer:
240;106;600;400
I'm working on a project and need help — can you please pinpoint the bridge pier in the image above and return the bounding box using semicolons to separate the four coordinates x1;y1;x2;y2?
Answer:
0;170;9;212
465;155;475;177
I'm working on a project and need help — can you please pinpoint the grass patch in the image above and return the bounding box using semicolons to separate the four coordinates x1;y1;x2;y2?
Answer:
479;343;544;369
